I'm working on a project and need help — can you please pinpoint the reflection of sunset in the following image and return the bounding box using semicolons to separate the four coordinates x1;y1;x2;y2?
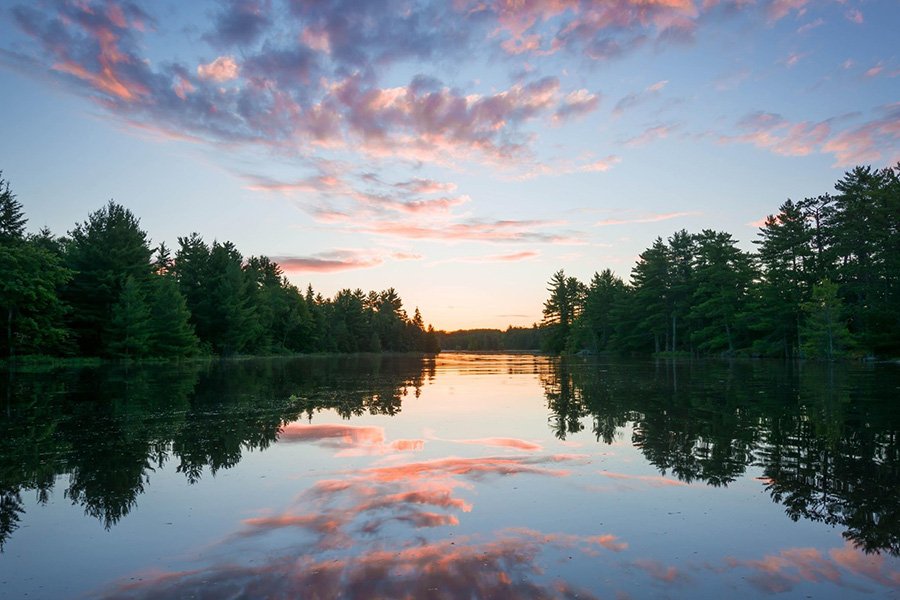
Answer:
445;437;543;451
277;423;424;456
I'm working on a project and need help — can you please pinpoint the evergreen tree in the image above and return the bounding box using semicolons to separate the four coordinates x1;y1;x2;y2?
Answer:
0;174;26;243
203;241;257;354
666;230;696;353
64;201;153;355
689;230;754;355
0;178;71;358
629;239;670;353
147;276;198;357
0;243;71;358
800;280;853;359
542;270;583;354
572;269;626;352
106;276;151;358
752;199;815;357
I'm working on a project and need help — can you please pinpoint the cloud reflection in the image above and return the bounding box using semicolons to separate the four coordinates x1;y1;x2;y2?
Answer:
277;422;424;456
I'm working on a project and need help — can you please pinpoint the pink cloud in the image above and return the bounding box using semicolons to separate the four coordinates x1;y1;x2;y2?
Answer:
844;9;864;24
447;437;544;451
272;251;384;273
781;51;809;68
554;89;601;121
594;211;698;227
721;110;837;158
435;251;541;264
359;454;586;483
357;218;582;244
630;559;689;584
623;123;679;147
197;56;239;82
766;0;810;22
822;106;900;166
277;423;424;456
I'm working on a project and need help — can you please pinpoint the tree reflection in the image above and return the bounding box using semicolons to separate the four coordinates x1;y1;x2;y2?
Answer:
541;358;900;555
0;355;430;548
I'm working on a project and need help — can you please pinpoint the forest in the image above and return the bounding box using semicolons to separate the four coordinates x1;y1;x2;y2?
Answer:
0;176;439;360
539;164;900;359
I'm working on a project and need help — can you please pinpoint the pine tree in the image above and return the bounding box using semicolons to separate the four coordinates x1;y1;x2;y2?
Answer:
542;270;584;354
629;239;671;353
147;276;198;357
64;201;153;355
800;280;853;359
106;276;151;358
0;174;26;244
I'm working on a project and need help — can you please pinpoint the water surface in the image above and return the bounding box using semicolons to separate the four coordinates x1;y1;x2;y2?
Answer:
1;354;899;598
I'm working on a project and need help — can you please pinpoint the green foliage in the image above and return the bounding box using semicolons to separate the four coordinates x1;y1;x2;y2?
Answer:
800;280;853;359
536;163;899;358
147;276;198;357
0;242;71;357
106;276;152;358
574;269;627;352
0;174;27;243
64;201;153;355
542;270;584;353
689;230;755;355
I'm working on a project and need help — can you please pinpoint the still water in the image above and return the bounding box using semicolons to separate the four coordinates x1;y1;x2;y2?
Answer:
1;353;899;599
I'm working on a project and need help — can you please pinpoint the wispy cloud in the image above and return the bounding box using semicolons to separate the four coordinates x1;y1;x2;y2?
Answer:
613;80;669;116
595;212;698;227
271;250;383;273
623;123;680;148
433;251;540;265
722;106;900;166
844;9;864;24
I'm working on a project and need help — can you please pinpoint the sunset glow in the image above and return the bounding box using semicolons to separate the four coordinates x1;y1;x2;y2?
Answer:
1;1;898;328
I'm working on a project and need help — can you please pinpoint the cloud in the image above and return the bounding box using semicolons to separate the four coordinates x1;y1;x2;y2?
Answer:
723;110;831;157
97;530;616;599
766;0;810;22
203;0;271;48
821;104;900;166
196;56;239;82
722;106;900;166
796;18;824;34
554;89;601;121
357;218;583;244
276;423;424;456
613;81;668;116
630;559;690;584
443;437;544;451
271;250;383;273
844;9;864;24
434;251;541;265
623;123;680;147
594;211;698;227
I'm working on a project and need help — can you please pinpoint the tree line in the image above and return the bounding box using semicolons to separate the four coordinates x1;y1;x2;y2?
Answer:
0;176;439;359
541;165;899;358
0;354;432;548
541;358;900;554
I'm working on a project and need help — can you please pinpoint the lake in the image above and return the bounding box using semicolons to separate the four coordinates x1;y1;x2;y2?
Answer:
1;354;899;599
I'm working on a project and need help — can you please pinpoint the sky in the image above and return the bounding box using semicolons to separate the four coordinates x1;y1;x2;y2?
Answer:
0;0;898;330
